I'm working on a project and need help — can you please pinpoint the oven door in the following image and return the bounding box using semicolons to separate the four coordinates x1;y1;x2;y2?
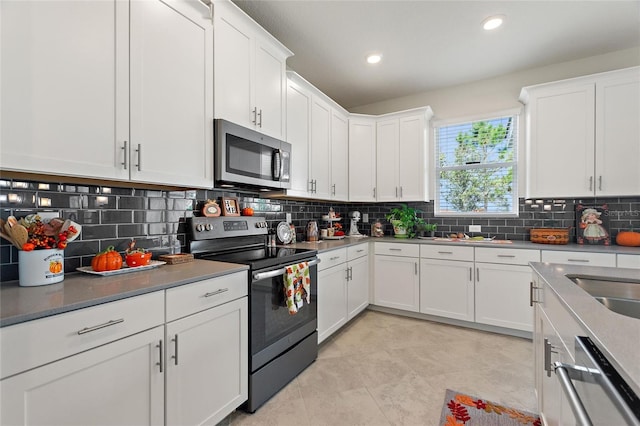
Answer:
249;260;318;372
215;119;291;189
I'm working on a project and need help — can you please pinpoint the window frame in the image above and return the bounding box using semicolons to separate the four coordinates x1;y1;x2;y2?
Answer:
433;110;520;218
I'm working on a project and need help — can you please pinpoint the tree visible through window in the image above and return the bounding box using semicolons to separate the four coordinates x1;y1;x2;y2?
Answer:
435;114;518;216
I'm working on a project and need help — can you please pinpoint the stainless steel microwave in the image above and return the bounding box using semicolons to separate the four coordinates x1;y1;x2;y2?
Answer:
214;119;291;190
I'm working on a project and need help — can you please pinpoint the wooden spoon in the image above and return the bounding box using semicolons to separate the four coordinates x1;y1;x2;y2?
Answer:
0;219;20;248
11;224;29;248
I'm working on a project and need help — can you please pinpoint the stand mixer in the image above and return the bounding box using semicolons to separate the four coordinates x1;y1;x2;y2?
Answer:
348;211;362;236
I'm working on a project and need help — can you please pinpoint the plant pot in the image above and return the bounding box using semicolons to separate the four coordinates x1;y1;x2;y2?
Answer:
391;220;408;238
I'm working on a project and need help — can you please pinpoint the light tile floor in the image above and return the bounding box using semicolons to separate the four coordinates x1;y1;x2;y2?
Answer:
227;310;537;426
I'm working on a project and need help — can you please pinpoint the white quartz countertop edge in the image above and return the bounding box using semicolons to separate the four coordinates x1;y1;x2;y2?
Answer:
529;262;640;395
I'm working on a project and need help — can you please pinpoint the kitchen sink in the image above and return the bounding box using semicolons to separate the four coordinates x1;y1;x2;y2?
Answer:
566;275;640;320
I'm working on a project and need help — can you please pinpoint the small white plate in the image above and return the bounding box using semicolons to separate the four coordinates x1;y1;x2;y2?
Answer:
276;222;292;244
77;260;165;276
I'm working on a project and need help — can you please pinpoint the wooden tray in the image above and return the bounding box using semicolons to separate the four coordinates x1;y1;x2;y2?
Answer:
158;253;194;264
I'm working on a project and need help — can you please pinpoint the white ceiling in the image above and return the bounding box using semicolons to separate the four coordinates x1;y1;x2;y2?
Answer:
231;0;640;110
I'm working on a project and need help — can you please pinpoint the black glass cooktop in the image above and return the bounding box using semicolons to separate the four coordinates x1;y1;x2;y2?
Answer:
200;247;317;271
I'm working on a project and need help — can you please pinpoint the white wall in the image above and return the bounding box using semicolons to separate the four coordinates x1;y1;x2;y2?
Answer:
350;47;640;120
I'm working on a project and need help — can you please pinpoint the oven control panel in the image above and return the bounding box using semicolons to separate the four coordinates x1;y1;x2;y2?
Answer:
189;216;268;240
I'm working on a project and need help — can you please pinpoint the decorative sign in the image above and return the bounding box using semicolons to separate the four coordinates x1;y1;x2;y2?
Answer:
221;197;240;217
201;200;221;217
576;204;610;245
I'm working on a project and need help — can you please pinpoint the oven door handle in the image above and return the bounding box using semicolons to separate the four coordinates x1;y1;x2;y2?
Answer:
554;361;595;426
252;258;320;281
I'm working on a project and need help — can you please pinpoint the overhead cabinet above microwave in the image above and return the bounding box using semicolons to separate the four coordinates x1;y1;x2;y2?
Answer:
213;0;292;140
0;0;214;189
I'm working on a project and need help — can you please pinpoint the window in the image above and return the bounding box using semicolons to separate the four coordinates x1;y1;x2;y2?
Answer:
435;113;518;216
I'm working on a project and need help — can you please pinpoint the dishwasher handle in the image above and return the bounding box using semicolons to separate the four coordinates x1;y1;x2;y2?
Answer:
554;361;594;426
252;258;320;281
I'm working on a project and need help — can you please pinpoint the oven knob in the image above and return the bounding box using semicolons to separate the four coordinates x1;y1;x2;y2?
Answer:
205;223;213;231
196;224;204;232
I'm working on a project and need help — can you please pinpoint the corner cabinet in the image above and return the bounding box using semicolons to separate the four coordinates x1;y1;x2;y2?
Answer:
213;0;292;139
348;115;377;202
373;243;420;312
520;66;640;198
376;108;433;202
1;0;214;188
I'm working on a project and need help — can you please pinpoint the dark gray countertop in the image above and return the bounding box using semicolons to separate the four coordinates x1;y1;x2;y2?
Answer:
0;259;248;327
530;262;640;395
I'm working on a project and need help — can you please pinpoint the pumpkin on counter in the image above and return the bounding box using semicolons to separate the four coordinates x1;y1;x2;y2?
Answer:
91;246;123;271
616;231;640;247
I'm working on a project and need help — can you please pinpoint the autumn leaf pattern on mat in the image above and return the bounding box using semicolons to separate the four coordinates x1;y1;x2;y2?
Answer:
442;390;541;426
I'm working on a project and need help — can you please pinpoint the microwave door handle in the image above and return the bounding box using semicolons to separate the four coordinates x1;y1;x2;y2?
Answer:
273;149;282;180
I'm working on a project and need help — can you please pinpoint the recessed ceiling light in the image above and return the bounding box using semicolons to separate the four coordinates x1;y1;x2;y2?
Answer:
366;53;382;64
482;15;505;31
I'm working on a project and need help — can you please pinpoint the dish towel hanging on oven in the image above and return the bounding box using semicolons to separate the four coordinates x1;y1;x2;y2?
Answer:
284;262;310;315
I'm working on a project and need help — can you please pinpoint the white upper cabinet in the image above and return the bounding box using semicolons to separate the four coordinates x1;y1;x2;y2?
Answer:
213;0;292;139
1;0;214;188
285;72;349;201
375;108;432;202
348;116;377;202
520;67;640;198
330;109;349;201
286;73;313;198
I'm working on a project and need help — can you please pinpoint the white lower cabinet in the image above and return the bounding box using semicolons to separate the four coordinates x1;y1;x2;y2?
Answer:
474;248;540;332
317;245;369;343
164;272;248;426
541;250;616;267
618;253;640;269
0;292;165;426
374;243;420;312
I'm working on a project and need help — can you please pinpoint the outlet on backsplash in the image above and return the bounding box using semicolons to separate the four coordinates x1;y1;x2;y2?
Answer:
469;225;481;233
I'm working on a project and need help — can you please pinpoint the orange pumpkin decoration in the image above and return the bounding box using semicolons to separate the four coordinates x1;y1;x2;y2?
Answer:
49;261;63;274
616;231;640;247
125;251;152;267
91;246;123;272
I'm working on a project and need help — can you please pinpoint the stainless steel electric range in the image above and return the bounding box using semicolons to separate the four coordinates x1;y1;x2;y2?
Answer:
186;216;319;412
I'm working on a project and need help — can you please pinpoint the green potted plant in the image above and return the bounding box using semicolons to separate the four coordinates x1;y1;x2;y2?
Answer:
416;222;437;238
385;204;422;238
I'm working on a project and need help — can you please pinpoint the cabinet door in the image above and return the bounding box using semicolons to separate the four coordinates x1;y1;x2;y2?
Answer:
527;83;595;198
310;96;332;199
330;110;349;201
318;264;348;343
374;255;420;312
347;255;370;319
376;118;400;201
0;327;164;426
618;254;640;269
348;117;377;201
595;71;640;196
419;259;474;321
475;263;533;331
286;78;312;197
399;114;427;201
536;307;564;426
0;0;129;181
130;0;213;188
165;297;248;426
254;37;286;139
213;3;252;128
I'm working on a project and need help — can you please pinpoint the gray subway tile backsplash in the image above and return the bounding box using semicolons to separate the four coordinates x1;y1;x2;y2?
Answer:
1;177;639;282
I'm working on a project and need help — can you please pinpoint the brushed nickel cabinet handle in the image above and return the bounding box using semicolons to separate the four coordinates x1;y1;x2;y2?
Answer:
171;334;179;366
497;254;515;258
157;340;163;373
373;187;376;198
589;176;593;191
469;267;473;281
121;141;128;169
258;109;263;127
204;288;229;298
567;259;589;263
437;251;453;254
135;144;142;171
400;186;403;198
77;318;124;335
414;262;418;275
476;268;480;281
252;107;257;124
598;175;602;191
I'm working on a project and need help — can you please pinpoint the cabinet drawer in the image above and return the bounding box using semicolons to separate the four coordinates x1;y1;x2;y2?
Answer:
420;245;473;261
541;250;616;267
347;243;369;260
375;242;419;257
166;271;248;322
0;291;164;380
475;247;540;265
318;248;347;271
618;254;640;269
